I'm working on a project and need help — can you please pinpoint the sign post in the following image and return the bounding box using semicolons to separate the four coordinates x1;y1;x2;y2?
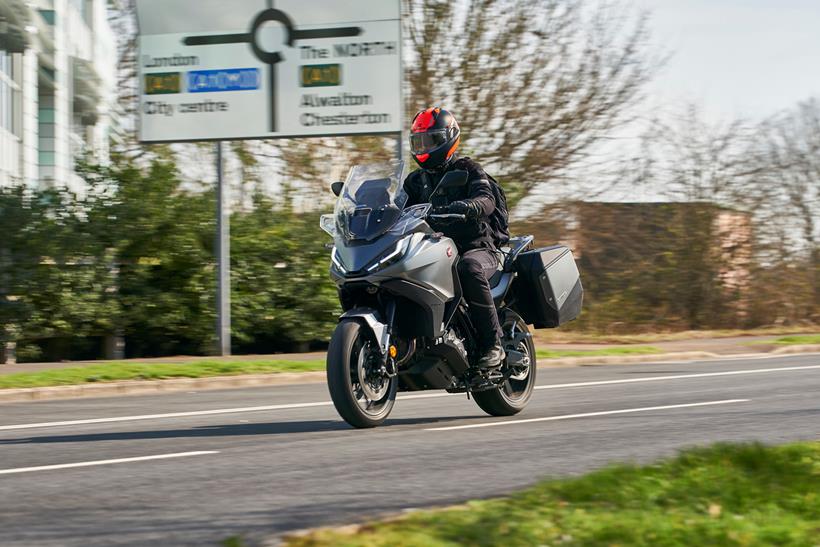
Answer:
136;0;402;355
215;141;230;356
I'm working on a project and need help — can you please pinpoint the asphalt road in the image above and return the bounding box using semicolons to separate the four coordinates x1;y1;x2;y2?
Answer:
0;353;817;546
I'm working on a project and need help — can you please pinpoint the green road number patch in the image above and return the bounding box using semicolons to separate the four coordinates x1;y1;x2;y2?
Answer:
145;72;181;95
300;64;341;87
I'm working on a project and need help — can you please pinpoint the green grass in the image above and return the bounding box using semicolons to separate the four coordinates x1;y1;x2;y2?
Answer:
770;334;820;345
0;346;664;390
282;442;820;547
537;345;661;359
0;359;326;389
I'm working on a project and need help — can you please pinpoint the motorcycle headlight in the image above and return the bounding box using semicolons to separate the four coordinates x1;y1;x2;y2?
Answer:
366;236;412;273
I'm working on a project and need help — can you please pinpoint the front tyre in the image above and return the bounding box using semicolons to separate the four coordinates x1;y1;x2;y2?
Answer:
473;311;537;416
327;319;397;428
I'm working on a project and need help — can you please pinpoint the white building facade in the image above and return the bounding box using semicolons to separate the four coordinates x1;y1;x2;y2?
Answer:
0;0;116;191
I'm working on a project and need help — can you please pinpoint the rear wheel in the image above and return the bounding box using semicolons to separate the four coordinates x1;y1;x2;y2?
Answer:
473;311;536;416
327;319;397;428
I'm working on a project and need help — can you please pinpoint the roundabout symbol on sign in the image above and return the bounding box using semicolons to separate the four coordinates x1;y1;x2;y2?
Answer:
183;6;362;132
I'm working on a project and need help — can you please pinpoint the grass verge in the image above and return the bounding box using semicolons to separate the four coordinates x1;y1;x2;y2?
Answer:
0;347;665;390
3;329;817;391
536;346;661;359
281;442;820;547
769;334;820;345
0;359;326;389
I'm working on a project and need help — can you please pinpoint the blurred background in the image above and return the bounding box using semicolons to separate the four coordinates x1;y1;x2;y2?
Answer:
0;0;817;364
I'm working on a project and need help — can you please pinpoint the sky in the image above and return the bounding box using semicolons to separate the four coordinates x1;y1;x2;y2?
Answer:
521;0;820;211
636;0;819;121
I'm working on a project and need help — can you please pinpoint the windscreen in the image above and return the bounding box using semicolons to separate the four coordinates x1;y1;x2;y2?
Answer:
335;162;408;241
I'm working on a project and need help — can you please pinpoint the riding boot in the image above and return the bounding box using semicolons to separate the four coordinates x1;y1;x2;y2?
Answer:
476;342;504;369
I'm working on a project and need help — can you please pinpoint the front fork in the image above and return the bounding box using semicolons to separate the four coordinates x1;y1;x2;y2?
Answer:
337;299;408;379
376;298;418;377
380;299;398;377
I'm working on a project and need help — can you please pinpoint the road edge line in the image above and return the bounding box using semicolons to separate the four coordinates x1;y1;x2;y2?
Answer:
1;350;818;404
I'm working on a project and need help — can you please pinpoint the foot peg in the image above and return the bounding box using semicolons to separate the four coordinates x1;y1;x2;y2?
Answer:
468;368;504;391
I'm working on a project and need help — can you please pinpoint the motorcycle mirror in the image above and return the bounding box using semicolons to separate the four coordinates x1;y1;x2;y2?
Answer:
435;170;468;192
331;181;344;196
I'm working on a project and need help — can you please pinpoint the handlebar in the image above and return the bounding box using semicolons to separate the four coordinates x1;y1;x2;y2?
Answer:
428;213;467;221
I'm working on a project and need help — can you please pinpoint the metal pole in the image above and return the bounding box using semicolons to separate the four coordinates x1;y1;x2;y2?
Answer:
397;0;403;164
215;141;231;356
0;248;14;365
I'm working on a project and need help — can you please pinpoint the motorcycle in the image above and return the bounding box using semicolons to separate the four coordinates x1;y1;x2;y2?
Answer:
319;162;583;428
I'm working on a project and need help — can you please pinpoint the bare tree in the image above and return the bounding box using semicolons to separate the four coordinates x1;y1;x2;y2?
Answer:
404;0;658;204
107;0;141;150
635;106;756;204
759;100;819;255
616;102;819;326
754;99;820;313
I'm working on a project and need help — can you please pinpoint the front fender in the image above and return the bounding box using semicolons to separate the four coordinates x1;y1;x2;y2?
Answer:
339;308;389;354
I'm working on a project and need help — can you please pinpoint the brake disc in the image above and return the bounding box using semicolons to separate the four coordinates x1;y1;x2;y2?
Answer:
357;342;389;401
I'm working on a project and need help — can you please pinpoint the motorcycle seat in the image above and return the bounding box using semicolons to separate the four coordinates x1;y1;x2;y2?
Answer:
489;268;505;289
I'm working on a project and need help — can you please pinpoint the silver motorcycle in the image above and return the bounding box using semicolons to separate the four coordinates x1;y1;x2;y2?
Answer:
320;162;583;428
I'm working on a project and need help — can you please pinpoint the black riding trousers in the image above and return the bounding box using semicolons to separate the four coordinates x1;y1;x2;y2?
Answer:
457;248;503;349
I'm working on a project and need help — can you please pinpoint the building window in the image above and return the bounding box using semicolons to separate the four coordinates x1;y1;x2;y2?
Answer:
39;151;56;166
39;10;56;25
39;108;56;124
0;51;16;135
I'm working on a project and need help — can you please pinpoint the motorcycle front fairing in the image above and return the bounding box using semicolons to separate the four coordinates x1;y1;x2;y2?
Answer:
321;162;461;342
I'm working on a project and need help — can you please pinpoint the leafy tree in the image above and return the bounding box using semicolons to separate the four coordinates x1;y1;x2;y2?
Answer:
231;193;339;353
103;160;217;356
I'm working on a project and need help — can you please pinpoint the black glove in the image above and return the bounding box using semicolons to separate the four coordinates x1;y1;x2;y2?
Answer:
447;200;481;219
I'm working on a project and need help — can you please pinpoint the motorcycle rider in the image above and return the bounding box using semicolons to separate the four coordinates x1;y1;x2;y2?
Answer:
403;107;505;369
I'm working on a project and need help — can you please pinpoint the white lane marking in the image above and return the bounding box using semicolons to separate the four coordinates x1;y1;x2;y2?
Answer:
0;451;218;476
697;352;820;362
0;402;332;431
401;392;451;400
0;364;816;432
0;394;454;431
425;399;750;431
533;364;820;391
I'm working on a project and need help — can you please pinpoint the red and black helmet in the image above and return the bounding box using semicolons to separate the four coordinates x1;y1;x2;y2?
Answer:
409;107;460;170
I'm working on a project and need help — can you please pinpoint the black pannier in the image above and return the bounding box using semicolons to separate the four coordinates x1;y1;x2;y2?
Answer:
513;245;583;328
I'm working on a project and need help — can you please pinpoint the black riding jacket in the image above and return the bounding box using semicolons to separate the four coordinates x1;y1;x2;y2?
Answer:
403;156;496;252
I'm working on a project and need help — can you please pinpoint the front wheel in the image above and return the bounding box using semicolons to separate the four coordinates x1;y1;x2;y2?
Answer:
326;319;397;428
473;311;537;416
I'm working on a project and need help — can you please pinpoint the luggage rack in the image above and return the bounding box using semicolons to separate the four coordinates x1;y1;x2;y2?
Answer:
499;235;534;272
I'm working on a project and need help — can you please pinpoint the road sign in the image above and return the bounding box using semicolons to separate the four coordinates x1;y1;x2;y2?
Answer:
136;0;402;142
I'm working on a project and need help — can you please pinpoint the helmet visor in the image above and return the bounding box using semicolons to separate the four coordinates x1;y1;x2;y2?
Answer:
410;130;448;156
